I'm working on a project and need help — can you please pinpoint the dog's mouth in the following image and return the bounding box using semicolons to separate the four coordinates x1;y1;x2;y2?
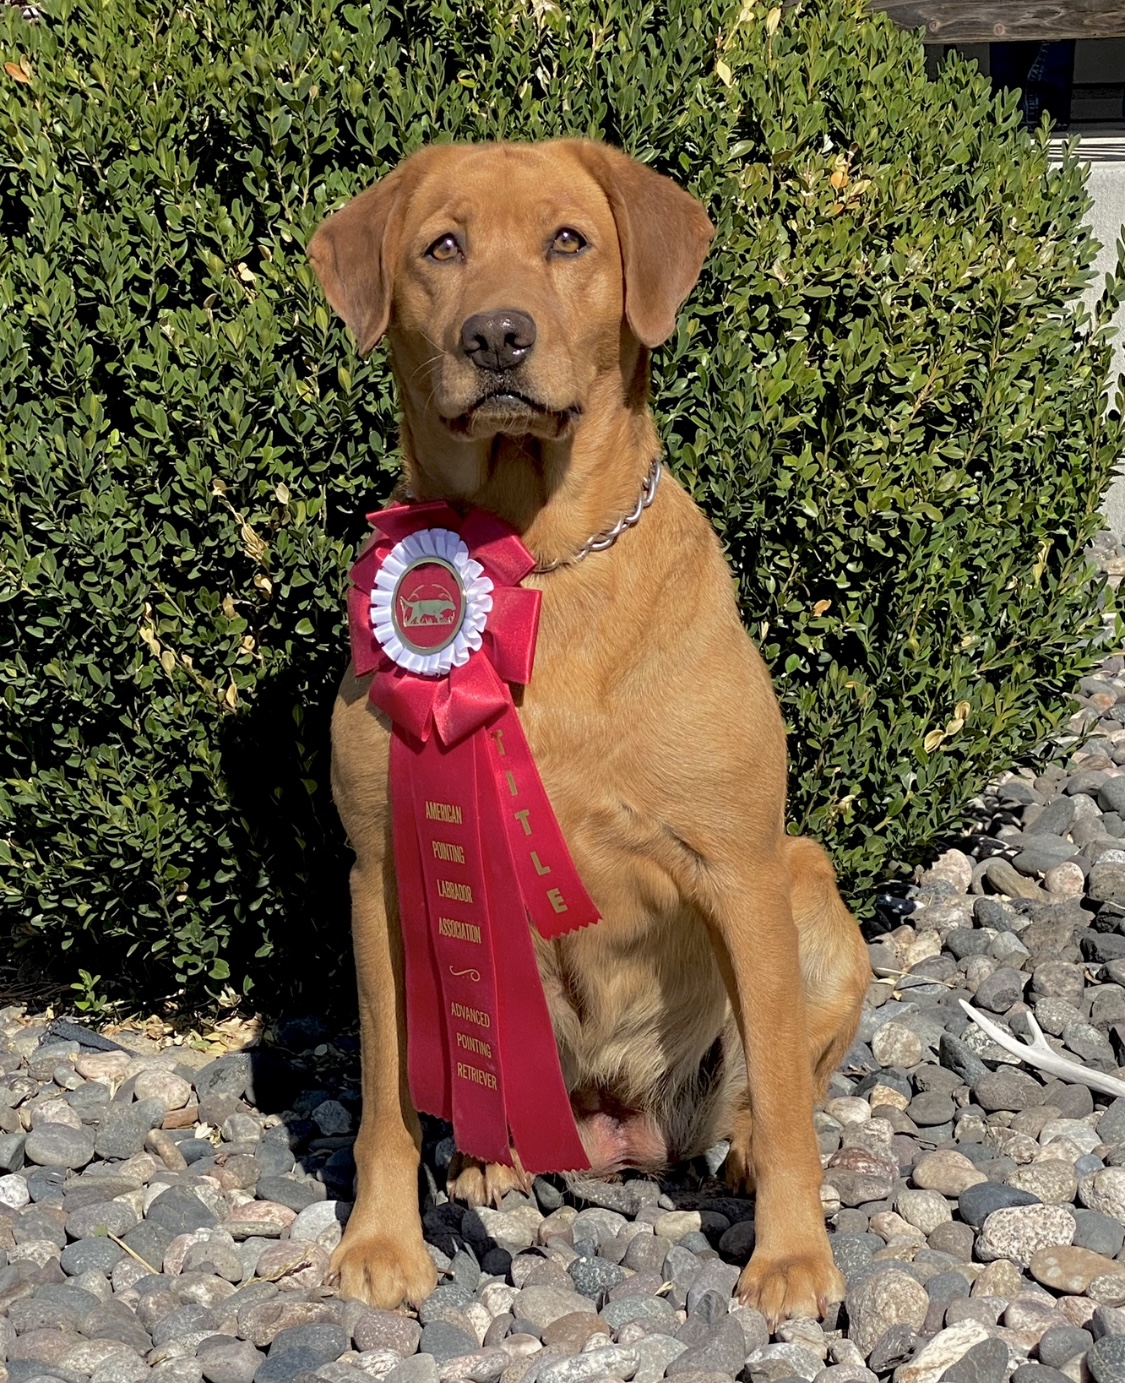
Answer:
443;388;581;438
473;389;549;416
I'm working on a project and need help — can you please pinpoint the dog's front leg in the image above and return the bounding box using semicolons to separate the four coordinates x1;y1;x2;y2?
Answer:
330;863;437;1309
710;856;844;1326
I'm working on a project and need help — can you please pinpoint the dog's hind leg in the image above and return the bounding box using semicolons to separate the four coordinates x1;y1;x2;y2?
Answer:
790;835;870;1093
724;834;868;1194
446;1149;533;1207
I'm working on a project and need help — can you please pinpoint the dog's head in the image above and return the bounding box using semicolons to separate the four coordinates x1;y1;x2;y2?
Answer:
307;140;713;445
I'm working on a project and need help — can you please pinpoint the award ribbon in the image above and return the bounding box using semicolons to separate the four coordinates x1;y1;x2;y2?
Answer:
348;501;595;1173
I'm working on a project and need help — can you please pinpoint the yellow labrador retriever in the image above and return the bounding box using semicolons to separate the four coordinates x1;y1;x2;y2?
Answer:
308;138;869;1326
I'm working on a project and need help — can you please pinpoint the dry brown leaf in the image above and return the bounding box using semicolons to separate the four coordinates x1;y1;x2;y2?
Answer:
205;1014;262;1051
5;60;31;85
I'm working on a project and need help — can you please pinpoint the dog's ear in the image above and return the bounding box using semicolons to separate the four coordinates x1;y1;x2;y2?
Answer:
578;142;714;348
307;169;406;355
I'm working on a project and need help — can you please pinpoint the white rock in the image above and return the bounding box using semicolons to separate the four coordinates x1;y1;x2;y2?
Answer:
901;931;943;968
1041;1121;1101;1154
0;1173;29;1210
1080;1167;1125;1221
823;1097;871;1127
747;1344;824;1381
72;1270;112;1302
353;1351;402;1379
75;1051;132;1081
464;1301;491;1346
469;1204;544;1253
815;1370;877;1383
133;1068;193;1110
829;1340;869;1370
867;1082;910;1112
479;1283;520;1318
912;1150;988;1197
538;1347;638;1383
143;1180;179;1214
1044;862;1086;898
842;1117;894;1155
29;1098;82;1130
845;1268;929;1357
1090;1273;1125;1306
776;1319;827;1360
114;1188;146;1218
870;1211;926;1245
893;1322;991;1383
871;1024;924;1069
922;849;974;893
289;1199;351;1249
9;1239;61;1268
1009;1159;1078;1205
895;1189;952;1235
116;1152;159;1186
977;1205;1075;1268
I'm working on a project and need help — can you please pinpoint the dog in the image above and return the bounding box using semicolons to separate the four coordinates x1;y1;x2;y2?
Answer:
307;138;869;1326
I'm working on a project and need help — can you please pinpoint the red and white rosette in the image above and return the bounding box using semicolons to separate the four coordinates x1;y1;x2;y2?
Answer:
349;501;595;1173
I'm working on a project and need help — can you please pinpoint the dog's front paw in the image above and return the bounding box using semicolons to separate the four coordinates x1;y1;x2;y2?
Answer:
330;1230;437;1309
736;1248;844;1327
447;1151;532;1207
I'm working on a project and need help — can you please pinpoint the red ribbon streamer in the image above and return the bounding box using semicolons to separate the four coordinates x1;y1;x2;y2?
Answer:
348;502;595;1173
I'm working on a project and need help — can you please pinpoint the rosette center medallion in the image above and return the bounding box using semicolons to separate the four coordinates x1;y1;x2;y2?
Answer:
369;527;493;677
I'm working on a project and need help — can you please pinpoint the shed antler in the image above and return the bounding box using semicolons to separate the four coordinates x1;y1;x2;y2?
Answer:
959;1000;1125;1099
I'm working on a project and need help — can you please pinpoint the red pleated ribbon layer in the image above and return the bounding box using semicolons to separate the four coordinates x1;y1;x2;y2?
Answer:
348;501;595;1173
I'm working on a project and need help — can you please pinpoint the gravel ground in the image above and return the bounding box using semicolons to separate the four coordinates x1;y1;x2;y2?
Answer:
4;541;1125;1383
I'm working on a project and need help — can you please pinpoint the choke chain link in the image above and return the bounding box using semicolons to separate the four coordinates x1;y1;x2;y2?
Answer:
397;455;662;574
531;457;662;574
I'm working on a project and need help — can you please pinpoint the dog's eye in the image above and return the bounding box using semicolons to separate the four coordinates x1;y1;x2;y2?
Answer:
551;228;586;255
425;234;462;263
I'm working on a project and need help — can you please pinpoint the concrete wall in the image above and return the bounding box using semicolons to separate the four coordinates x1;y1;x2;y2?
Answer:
1078;135;1125;533
928;42;1125;531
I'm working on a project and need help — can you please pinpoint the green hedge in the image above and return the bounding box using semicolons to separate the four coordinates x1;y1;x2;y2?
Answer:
1;0;1122;1007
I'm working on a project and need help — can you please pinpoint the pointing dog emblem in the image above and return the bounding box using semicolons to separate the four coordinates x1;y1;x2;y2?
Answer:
398;583;458;628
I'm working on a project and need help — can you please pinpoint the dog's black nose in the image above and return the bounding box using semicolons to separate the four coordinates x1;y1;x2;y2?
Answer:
460;310;536;372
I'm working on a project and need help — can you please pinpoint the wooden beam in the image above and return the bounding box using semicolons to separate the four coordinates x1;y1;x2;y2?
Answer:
873;0;1125;41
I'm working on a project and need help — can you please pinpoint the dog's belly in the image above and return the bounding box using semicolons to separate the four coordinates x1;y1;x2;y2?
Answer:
534;868;737;1172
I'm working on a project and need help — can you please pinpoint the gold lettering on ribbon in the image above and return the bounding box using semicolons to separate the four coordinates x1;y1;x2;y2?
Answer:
505;771;518;797
457;1061;498;1090
438;879;473;903
530;851;551;876
547;888;568;914
451;1001;491;1028
456;1031;493;1059
425;800;463;824
432;840;466;864
513;808;532;836
492;728;506;757
438;917;481;944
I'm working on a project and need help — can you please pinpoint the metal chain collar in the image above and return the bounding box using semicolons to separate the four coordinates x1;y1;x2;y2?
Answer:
398;456;663;575
531;457;662;574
